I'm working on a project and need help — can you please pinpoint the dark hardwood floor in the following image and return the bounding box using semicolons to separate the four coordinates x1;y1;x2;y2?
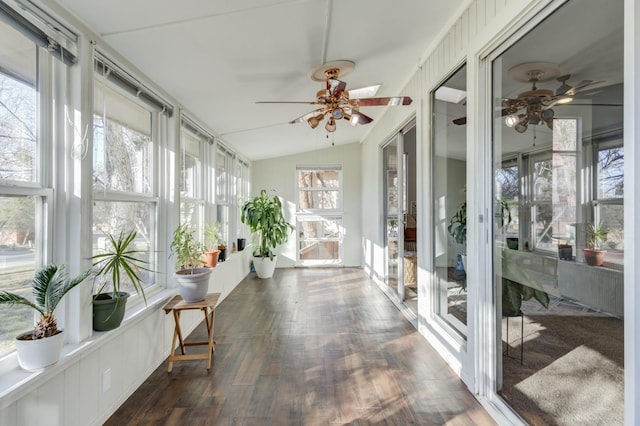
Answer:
106;268;495;425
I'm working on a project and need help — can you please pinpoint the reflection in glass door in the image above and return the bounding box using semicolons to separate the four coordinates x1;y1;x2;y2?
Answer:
431;64;468;337
383;140;400;295
490;0;624;423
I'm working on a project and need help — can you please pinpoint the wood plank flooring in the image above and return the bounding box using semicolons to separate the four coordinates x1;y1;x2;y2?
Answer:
105;268;495;425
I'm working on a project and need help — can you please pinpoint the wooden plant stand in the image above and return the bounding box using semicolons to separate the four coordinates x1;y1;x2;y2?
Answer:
162;293;221;373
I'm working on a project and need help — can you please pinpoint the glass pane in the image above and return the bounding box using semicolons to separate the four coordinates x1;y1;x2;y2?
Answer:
598;203;623;264
0;21;37;183
93;201;156;294
598;145;624;199
497;165;519;202
497;165;520;241
216;150;228;202
532;203;554;250
432;64;468;333
180;132;201;199
492;0;623;423
298;218;340;240
299;241;339;261
298;217;341;262
297;170;340;188
383;142;398;292
0;195;37;356
532;159;552;202
216;205;228;245
93;114;153;194
180;201;203;242
298;190;339;210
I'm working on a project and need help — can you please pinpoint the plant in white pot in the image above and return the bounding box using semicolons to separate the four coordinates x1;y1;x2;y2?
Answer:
91;230;151;331
170;223;212;302
0;264;91;370
241;189;294;279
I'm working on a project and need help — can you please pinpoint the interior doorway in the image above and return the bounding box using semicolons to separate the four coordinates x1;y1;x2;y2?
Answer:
382;121;417;311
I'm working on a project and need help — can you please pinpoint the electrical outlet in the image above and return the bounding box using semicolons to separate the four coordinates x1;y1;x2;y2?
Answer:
102;368;111;393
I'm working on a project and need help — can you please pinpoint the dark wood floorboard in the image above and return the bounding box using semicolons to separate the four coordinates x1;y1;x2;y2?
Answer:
105;268;495;425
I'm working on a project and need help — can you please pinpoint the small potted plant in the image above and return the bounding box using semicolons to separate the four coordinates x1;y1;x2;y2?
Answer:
217;240;227;262
241;189;294;278
0;264;91;370
558;239;573;261
170;223;212;301
583;221;608;266
91;230;152;331
203;223;221;268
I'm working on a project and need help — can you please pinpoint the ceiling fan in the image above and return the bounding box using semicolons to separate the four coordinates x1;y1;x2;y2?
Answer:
452;62;605;132
257;60;412;133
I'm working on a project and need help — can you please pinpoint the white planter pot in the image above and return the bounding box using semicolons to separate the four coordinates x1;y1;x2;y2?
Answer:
253;256;277;279
174;268;213;302
15;329;64;371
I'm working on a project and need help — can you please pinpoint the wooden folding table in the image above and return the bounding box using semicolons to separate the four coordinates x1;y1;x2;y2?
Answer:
162;293;221;372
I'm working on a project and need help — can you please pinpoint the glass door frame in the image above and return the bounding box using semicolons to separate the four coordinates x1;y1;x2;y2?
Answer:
382;135;404;300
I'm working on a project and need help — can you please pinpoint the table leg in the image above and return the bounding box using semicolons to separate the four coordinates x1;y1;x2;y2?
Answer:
204;309;213;371
168;313;179;374
173;310;185;355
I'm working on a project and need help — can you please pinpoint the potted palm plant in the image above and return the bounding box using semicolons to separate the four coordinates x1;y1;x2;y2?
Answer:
91;230;152;331
583;221;608;266
241;189;294;278
170;223;212;301
0;264;91;370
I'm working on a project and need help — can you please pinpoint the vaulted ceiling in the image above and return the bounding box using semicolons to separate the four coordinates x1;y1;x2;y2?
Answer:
54;0;467;160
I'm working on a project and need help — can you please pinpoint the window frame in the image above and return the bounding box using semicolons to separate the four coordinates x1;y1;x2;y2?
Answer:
295;165;343;266
91;72;160;303
0;22;53;358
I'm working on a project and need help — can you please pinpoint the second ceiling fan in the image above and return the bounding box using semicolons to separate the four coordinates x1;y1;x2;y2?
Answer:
257;60;412;132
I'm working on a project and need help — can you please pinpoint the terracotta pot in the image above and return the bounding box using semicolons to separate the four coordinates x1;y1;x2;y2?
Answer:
203;250;220;268
583;248;606;266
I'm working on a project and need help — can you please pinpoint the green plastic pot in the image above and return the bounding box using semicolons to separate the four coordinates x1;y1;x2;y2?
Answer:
92;292;130;331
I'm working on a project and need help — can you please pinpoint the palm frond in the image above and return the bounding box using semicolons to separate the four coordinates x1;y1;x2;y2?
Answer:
32;264;61;312
46;265;92;315
0;291;45;317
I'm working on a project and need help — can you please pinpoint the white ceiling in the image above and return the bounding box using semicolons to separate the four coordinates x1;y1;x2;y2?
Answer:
53;0;468;160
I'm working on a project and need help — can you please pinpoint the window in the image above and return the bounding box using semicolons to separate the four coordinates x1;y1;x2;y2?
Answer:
296;166;342;264
0;19;47;357
93;76;157;296
179;126;205;239
593;134;623;264
215;147;232;245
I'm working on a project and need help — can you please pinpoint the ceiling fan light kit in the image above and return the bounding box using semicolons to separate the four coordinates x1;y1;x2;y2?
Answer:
257;60;412;135
453;62;604;133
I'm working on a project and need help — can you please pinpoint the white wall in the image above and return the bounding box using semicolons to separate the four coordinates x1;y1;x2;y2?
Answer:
251;142;362;267
0;250;251;426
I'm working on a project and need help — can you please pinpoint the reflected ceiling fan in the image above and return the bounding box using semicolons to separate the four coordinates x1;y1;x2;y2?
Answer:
257;60;412;132
452;62;606;132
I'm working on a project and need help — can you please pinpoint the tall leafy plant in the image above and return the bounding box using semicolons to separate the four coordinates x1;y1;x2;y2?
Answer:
241;189;294;260
448;201;467;245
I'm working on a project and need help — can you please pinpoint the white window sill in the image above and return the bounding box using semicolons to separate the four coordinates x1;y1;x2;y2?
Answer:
0;288;175;406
